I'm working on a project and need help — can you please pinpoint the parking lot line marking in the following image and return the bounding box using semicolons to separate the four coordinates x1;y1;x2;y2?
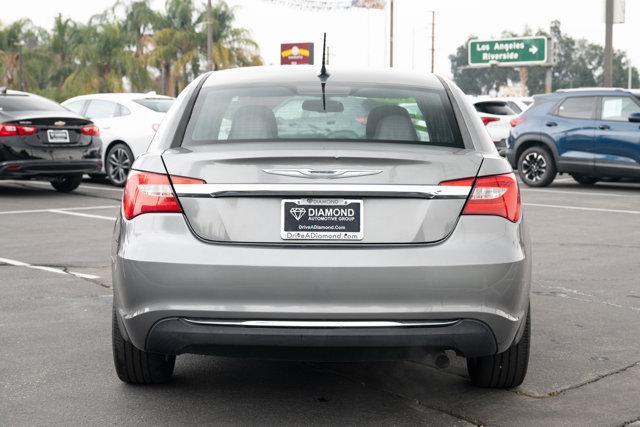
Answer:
0;257;101;280
1;180;124;192
68;271;101;280
48;209;116;221
0;205;118;215
521;188;638;198
524;203;640;215
75;184;124;193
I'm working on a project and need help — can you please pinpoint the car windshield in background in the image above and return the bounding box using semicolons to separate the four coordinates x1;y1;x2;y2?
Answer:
183;84;462;147
474;101;517;116
0;95;67;112
133;98;174;112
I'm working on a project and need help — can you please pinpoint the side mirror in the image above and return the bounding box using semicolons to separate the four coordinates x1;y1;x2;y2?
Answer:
628;112;640;123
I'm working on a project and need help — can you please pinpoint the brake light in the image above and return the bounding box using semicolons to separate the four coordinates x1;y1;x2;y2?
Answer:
122;170;204;220
481;116;500;126
0;123;37;136
441;173;521;222
80;124;100;136
510;116;525;127
18;126;36;135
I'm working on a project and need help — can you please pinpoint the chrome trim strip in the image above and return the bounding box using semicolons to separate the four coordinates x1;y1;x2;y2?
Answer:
173;183;471;199
182;319;459;328
262;168;383;179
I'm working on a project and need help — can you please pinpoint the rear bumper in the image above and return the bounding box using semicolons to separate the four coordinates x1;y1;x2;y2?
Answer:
0;159;102;178
146;318;497;359
113;214;531;357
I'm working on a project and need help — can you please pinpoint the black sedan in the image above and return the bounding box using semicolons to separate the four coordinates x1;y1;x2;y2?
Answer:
0;88;102;192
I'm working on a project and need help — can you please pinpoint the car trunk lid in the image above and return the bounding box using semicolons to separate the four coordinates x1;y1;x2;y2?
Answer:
5;112;93;147
161;142;482;244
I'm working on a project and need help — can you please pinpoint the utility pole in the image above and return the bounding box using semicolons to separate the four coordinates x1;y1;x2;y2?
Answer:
430;10;435;73
206;0;213;71
544;67;553;93
18;42;25;91
519;67;529;96
604;0;614;86
389;0;394;67
629;62;633;89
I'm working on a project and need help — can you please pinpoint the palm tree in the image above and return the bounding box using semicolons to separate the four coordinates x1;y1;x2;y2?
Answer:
122;0;160;59
149;27;179;96
0;20;30;88
150;0;199;95
200;1;262;70
0;19;51;93
63;22;151;95
49;14;80;93
1;0;263;98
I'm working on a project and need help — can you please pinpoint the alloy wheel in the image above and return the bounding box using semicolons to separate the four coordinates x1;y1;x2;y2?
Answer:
521;151;547;183
107;146;132;186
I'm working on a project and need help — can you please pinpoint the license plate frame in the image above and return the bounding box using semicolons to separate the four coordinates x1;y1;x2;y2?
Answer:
47;129;70;143
281;198;363;241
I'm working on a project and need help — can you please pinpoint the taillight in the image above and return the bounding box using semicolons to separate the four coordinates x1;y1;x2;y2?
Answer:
80;124;100;136
18;126;36;135
510;116;525;127
481;116;500;126
122;170;204;220
0;123;37;136
151;123;161;132
441;173;521;222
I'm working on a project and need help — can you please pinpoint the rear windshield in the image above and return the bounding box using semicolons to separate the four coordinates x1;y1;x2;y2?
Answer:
182;84;463;148
474;101;517;116
0;95;67;112
133;98;174;112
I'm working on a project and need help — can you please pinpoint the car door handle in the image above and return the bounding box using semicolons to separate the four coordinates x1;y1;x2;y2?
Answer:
598;124;611;130
545;121;557;127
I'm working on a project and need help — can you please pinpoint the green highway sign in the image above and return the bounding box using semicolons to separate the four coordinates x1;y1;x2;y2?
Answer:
468;36;547;67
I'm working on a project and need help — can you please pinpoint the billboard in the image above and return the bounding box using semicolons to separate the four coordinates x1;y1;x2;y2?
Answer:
281;43;314;65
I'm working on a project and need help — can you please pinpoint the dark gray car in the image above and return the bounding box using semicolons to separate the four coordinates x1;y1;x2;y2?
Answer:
111;66;531;388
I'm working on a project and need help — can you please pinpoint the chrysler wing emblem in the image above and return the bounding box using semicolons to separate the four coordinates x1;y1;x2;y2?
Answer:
263;169;382;179
54;121;66;127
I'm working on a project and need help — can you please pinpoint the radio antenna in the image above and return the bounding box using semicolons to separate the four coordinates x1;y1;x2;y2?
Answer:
318;33;329;111
319;32;329;78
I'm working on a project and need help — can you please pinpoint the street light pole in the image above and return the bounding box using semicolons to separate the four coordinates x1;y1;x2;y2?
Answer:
207;0;213;71
604;0;614;86
389;0;394;67
430;10;435;73
411;28;415;70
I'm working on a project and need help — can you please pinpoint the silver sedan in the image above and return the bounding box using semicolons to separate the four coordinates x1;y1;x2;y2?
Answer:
111;66;531;389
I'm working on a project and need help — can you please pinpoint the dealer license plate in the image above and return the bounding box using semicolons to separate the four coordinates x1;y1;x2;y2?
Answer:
281;198;363;241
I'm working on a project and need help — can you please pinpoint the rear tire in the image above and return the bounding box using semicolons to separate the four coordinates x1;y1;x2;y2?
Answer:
105;143;133;187
112;306;175;384
50;174;83;193
466;306;530;389
571;174;599;185
517;146;556;187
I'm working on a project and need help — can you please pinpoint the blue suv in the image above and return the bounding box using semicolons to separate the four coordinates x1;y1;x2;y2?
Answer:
507;88;640;187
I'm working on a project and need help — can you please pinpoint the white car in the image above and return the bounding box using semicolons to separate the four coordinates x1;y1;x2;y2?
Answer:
62;93;174;186
507;97;534;113
472;98;520;155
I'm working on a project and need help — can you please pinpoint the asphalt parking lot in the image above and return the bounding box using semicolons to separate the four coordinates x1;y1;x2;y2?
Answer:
1;176;639;426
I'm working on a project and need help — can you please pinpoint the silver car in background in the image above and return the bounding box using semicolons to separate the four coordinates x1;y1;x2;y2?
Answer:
111;66;531;389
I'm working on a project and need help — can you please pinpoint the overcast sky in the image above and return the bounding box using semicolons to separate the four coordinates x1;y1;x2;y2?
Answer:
3;0;639;77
